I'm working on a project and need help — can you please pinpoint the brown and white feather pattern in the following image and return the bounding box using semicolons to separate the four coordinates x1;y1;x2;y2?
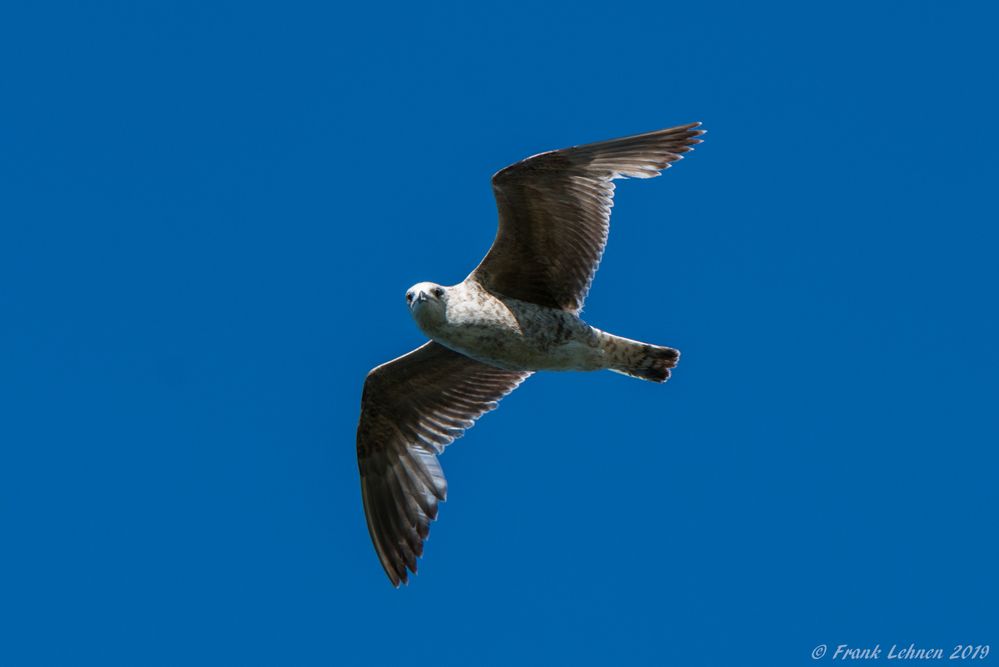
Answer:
356;341;530;586
472;122;704;313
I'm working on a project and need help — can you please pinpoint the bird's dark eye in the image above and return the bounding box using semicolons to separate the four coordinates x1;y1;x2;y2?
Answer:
432;287;444;298
406;293;413;303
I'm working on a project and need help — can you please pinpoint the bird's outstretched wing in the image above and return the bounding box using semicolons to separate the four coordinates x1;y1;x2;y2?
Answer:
357;341;530;585
471;122;704;313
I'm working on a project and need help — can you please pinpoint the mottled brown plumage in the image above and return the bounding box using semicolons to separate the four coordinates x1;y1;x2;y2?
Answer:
357;123;704;586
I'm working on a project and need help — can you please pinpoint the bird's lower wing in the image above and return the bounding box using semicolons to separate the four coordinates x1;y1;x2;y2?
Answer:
356;341;530;586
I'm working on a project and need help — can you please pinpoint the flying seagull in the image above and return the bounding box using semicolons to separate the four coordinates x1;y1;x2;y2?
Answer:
356;122;704;586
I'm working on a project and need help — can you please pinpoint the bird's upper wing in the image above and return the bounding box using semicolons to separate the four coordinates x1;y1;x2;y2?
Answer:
471;122;704;313
356;341;530;586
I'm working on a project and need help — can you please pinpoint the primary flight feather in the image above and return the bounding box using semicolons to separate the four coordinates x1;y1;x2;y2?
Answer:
356;122;704;586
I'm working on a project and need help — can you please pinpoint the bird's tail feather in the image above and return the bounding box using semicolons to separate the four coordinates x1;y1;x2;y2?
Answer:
600;332;680;383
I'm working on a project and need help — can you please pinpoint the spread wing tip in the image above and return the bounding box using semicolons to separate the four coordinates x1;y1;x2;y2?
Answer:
377;501;443;587
369;505;437;587
657;121;706;145
656;121;706;142
365;465;446;587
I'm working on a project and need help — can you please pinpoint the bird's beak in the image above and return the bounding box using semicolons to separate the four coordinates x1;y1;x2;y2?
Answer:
415;291;428;304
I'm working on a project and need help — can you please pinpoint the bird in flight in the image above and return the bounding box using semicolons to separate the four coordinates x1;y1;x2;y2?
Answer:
356;122;704;586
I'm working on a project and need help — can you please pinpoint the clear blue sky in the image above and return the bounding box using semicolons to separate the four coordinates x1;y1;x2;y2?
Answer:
2;2;996;665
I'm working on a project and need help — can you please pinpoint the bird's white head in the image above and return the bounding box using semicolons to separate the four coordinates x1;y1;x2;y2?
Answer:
405;282;449;332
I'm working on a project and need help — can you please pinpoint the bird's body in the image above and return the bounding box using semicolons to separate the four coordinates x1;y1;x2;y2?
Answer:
356;122;705;585
410;280;605;372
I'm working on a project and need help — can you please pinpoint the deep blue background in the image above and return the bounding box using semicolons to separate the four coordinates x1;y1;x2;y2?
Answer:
2;2;996;665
